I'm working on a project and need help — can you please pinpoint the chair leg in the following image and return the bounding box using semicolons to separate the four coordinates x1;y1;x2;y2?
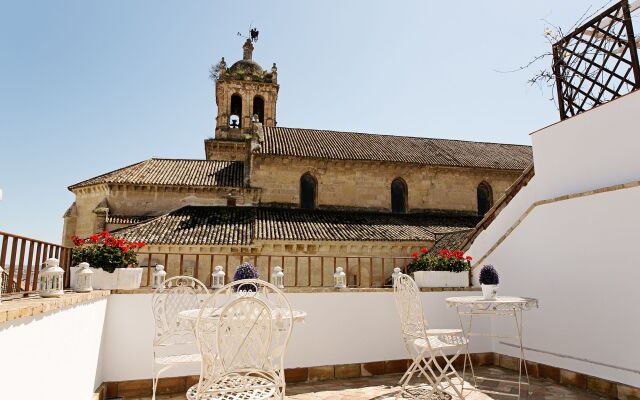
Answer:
152;363;172;400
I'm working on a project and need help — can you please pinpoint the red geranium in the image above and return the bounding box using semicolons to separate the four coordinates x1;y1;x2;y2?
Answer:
420;247;428;253
411;251;419;258
70;231;143;273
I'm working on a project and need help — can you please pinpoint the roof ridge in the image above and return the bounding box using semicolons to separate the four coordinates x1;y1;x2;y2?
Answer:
267;126;531;148
149;158;241;162
68;159;150;190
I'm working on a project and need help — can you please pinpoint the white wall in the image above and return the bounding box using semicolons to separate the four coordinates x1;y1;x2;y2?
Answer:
531;89;640;200
101;291;490;382
475;185;640;387
0;299;108;400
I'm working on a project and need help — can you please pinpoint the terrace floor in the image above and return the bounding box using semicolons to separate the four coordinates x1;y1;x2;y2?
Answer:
140;366;610;399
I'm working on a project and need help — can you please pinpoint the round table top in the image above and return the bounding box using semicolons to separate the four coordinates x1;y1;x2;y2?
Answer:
178;308;307;322
446;296;538;310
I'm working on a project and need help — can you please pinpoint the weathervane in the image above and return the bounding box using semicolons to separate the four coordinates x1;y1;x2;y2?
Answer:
237;24;259;43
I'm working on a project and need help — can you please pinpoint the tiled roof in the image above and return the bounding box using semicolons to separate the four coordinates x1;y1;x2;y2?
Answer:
69;159;244;190
427;230;474;255
260;127;532;170
106;215;153;225
113;206;479;245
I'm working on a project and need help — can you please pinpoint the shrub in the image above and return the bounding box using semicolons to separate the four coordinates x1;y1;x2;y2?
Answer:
70;231;144;273
479;265;499;285
407;248;472;274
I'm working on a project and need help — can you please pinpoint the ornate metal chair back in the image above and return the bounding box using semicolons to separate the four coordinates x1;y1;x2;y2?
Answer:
194;279;293;392
151;275;210;346
393;273;429;351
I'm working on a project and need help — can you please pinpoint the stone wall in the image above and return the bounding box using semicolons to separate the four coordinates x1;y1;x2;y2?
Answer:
204;139;247;161
64;185;261;245
251;155;522;213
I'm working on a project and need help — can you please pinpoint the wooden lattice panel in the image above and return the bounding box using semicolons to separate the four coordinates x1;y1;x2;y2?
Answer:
553;0;640;120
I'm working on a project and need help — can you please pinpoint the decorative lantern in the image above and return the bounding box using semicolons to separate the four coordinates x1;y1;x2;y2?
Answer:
334;266;346;289
0;266;3;304
75;262;93;292
271;266;284;289
39;257;64;298
212;265;225;289
391;267;402;286
152;265;167;289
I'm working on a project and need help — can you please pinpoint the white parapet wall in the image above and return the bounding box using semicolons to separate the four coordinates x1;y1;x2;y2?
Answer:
101;290;490;382
468;90;640;388
0;297;108;400
532;89;640;200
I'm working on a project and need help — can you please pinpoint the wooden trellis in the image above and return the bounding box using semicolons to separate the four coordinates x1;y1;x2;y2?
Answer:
553;0;640;120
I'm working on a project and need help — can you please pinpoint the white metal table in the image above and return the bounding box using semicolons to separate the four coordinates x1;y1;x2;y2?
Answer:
446;296;538;399
178;307;307;325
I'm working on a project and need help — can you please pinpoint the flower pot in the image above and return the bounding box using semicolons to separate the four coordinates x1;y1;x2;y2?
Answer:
413;271;469;288
481;284;498;300
71;266;143;290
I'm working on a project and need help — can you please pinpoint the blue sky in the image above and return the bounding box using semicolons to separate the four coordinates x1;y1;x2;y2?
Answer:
0;0;604;242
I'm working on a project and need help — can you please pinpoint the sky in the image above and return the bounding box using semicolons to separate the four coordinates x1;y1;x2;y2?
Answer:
0;0;608;242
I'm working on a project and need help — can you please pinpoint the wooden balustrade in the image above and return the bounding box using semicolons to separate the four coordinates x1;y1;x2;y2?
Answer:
0;231;72;295
136;252;413;288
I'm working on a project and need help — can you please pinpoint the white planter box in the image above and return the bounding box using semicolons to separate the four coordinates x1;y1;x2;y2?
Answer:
70;267;143;290
413;271;469;288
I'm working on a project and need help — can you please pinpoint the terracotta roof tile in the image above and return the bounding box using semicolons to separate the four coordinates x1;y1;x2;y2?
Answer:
113;206;479;245
260;127;532;170
106;215;153;225
69;159;244;190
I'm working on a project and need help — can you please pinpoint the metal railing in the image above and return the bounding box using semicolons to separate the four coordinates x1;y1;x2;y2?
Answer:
0;231;72;295
136;251;414;288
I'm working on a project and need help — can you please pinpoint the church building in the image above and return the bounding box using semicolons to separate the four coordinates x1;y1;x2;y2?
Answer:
62;39;533;286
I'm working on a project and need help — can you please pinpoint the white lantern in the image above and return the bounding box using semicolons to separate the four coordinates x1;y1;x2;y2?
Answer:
271;266;284;289
75;262;93;292
212;265;225;289
392;267;402;286
0;266;3;304
334;266;346;289
152;265;167;289
39;257;64;298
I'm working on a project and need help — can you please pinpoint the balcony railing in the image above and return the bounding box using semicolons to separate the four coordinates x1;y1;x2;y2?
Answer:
0;231;72;295
136;251;414;288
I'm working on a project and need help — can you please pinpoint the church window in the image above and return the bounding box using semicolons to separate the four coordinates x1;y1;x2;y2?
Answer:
477;182;493;216
229;94;242;128
391;178;407;213
300;173;317;210
253;96;265;123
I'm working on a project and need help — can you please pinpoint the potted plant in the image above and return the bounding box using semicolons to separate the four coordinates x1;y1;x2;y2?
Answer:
407;248;472;288
233;262;259;292
479;265;499;300
69;231;145;290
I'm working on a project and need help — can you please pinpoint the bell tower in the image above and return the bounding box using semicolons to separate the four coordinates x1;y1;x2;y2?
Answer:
213;38;279;141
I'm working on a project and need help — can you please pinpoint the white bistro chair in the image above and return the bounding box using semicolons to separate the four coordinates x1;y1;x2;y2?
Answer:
393;273;468;399
151;276;210;400
188;279;293;400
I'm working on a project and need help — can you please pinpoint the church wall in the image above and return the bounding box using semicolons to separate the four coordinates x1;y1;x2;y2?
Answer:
101;185;260;216
135;240;429;288
204;139;247;161
251;155;522;213
68;185;111;245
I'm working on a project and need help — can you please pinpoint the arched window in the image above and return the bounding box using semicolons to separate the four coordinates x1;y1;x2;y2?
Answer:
300;173;317;210
229;94;242;128
477;182;493;216
391;178;407;213
252;95;265;123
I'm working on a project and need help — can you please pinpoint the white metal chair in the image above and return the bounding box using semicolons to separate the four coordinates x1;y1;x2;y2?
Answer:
151;276;210;400
393;273;468;399
188;279;293;400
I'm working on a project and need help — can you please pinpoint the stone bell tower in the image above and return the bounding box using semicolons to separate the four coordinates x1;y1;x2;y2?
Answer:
212;38;279;138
